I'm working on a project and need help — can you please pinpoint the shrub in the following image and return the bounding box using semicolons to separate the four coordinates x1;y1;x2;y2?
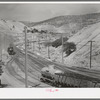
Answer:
44;41;52;47
52;37;68;48
63;42;76;56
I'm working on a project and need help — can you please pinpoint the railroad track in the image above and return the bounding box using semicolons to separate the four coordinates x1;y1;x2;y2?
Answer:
10;45;100;87
1;45;52;87
27;50;100;87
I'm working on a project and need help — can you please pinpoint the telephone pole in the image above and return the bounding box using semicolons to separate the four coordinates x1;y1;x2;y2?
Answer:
32;34;34;52
0;34;2;61
24;26;28;88
38;34;41;53
61;34;64;63
88;41;95;68
47;45;50;59
47;32;50;59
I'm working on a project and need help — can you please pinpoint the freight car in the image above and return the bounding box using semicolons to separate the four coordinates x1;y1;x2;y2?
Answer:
40;65;100;87
40;65;64;87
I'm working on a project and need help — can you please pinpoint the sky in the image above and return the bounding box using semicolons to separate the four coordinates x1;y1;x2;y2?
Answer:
0;3;100;22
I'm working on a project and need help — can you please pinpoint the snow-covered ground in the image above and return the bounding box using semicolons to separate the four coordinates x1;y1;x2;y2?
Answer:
65;22;100;69
1;18;100;72
1;17;100;88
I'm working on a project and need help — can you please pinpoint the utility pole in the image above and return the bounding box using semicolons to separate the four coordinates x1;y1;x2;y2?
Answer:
48;44;50;59
38;34;41;53
31;34;34;52
24;26;28;88
0;34;2;61
47;32;50;59
32;41;35;52
88;41;95;68
61;34;64;63
33;35;37;53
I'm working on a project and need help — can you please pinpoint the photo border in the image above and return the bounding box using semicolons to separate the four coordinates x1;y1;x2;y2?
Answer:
0;1;100;99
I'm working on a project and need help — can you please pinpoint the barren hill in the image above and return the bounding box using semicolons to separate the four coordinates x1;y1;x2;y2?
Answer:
1;13;100;87
65;22;100;69
22;13;100;37
0;19;25;59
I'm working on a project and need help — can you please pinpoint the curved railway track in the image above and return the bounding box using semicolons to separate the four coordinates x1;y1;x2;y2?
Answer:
3;47;53;87
3;45;100;87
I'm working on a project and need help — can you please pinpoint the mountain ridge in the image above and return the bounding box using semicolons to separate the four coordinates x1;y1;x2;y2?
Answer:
22;12;100;27
20;12;100;39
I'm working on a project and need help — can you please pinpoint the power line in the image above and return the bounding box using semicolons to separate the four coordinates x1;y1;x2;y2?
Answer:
61;34;64;63
38;34;41;53
46;32;50;59
24;26;28;88
75;31;100;53
0;35;2;61
82;45;100;57
76;40;95;68
88;41;95;69
31;34;34;52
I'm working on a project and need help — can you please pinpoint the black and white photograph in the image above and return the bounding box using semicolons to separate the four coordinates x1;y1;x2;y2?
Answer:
1;2;100;88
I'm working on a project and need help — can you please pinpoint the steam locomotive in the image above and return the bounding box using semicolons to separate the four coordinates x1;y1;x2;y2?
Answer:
7;44;16;55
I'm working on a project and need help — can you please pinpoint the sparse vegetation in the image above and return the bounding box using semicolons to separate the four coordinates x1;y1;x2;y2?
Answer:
17;13;100;68
63;42;76;56
44;36;68;47
22;13;100;38
44;36;76;56
51;37;68;48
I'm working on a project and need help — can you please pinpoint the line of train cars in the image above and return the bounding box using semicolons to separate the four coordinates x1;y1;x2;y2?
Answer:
7;44;100;88
40;65;100;87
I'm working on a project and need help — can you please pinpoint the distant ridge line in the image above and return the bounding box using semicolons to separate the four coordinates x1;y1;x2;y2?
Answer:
21;12;100;27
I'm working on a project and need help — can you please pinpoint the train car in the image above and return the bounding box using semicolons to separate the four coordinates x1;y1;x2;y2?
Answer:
40;65;64;86
40;64;100;87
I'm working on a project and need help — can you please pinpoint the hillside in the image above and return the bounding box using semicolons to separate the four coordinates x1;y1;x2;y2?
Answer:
19;13;100;69
20;21;36;27
1;13;100;70
64;22;100;69
22;13;100;38
0;19;25;61
1;13;100;88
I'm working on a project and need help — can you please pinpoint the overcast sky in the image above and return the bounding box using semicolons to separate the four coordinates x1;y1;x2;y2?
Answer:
0;3;100;22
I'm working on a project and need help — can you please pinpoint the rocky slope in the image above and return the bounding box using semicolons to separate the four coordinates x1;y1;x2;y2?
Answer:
1;13;100;69
19;13;100;69
65;22;100;69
